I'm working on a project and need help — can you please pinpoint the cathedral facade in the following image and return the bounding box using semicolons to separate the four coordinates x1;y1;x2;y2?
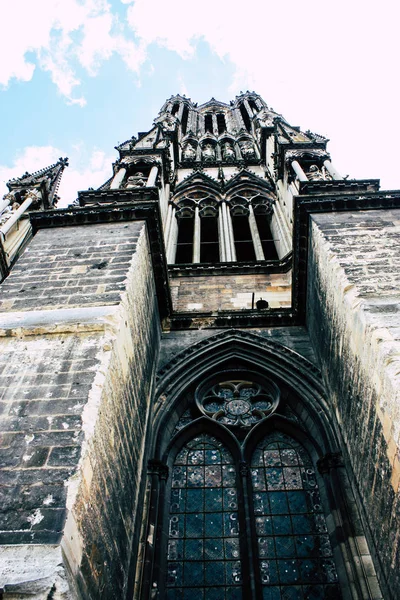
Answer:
0;93;399;600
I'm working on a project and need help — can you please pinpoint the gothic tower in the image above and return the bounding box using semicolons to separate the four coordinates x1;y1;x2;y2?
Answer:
0;93;399;600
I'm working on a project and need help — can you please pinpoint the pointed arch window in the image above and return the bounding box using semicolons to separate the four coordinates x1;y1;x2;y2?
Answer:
166;434;242;599
153;372;344;599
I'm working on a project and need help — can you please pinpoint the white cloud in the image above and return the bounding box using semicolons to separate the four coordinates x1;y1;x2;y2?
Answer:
0;145;115;207
0;0;146;104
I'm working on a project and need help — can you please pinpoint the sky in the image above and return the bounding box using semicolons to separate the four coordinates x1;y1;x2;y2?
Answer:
0;0;399;207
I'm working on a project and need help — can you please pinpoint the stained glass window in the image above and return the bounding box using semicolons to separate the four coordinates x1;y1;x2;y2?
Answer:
251;432;342;599
166;434;242;600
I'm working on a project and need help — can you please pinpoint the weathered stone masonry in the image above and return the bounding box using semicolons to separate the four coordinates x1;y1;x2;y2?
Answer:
0;221;161;598
307;209;400;599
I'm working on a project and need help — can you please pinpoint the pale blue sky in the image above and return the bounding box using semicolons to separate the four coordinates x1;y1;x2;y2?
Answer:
1;0;399;205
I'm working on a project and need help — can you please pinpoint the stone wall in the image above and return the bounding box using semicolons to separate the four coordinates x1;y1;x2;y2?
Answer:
169;271;291;312
0;221;161;598
307;209;400;599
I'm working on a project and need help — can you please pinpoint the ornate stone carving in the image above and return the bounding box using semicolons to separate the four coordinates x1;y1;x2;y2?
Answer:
239;140;256;159
124;172;146;188
202;143;216;162
222;142;236;162
182;142;197;161
306;165;332;182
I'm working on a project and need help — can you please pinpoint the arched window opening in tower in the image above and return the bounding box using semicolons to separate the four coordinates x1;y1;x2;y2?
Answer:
172;103;180;116
232;215;256;261
200;216;219;263
181;106;189;135
248;99;259;115
217;113;227;134
205;114;214;134
175;216;194;263
255;214;278;260
239;103;252;132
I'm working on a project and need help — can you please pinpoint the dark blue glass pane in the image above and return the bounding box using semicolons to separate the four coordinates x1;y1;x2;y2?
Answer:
287;491;308;513
275;536;296;558
296;535;327;558
185;539;203;560
262;586;280;600
300;559;322;583
226;587;243;599
183;589;203;600
269;492;289;514
278;559;299;584
272;515;292;535
186;489;204;512
292;515;313;534
205;561;224;585
205;488;223;512
184;562;204;585
281;586;303;600
205;513;223;537
167;589;183;600
204;588;221;600
204;538;223;559
186;513;204;537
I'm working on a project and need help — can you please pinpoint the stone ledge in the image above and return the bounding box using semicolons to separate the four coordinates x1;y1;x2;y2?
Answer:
0;306;119;337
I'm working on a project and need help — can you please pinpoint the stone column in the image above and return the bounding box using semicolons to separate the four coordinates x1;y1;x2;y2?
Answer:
0;194;13;215
248;205;265;261
218;207;226;262
212;114;218;136
221;201;232;262
323;159;343;180
164;204;173;249
226;206;237;262
110;166;127;190
146;165;158;187
192;206;201;263
291;160;308;182
166;209;178;264
0;191;39;239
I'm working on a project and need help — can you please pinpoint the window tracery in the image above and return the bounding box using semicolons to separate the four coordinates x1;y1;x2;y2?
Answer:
157;372;343;599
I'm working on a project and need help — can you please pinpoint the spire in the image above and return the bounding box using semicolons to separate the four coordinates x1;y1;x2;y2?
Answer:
6;157;69;209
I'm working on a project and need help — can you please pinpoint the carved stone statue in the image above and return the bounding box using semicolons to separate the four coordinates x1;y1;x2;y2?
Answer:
124;172;146;188
240;140;256;159
202;144;215;162
222;142;236;161
307;165;326;181
182;142;197;160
